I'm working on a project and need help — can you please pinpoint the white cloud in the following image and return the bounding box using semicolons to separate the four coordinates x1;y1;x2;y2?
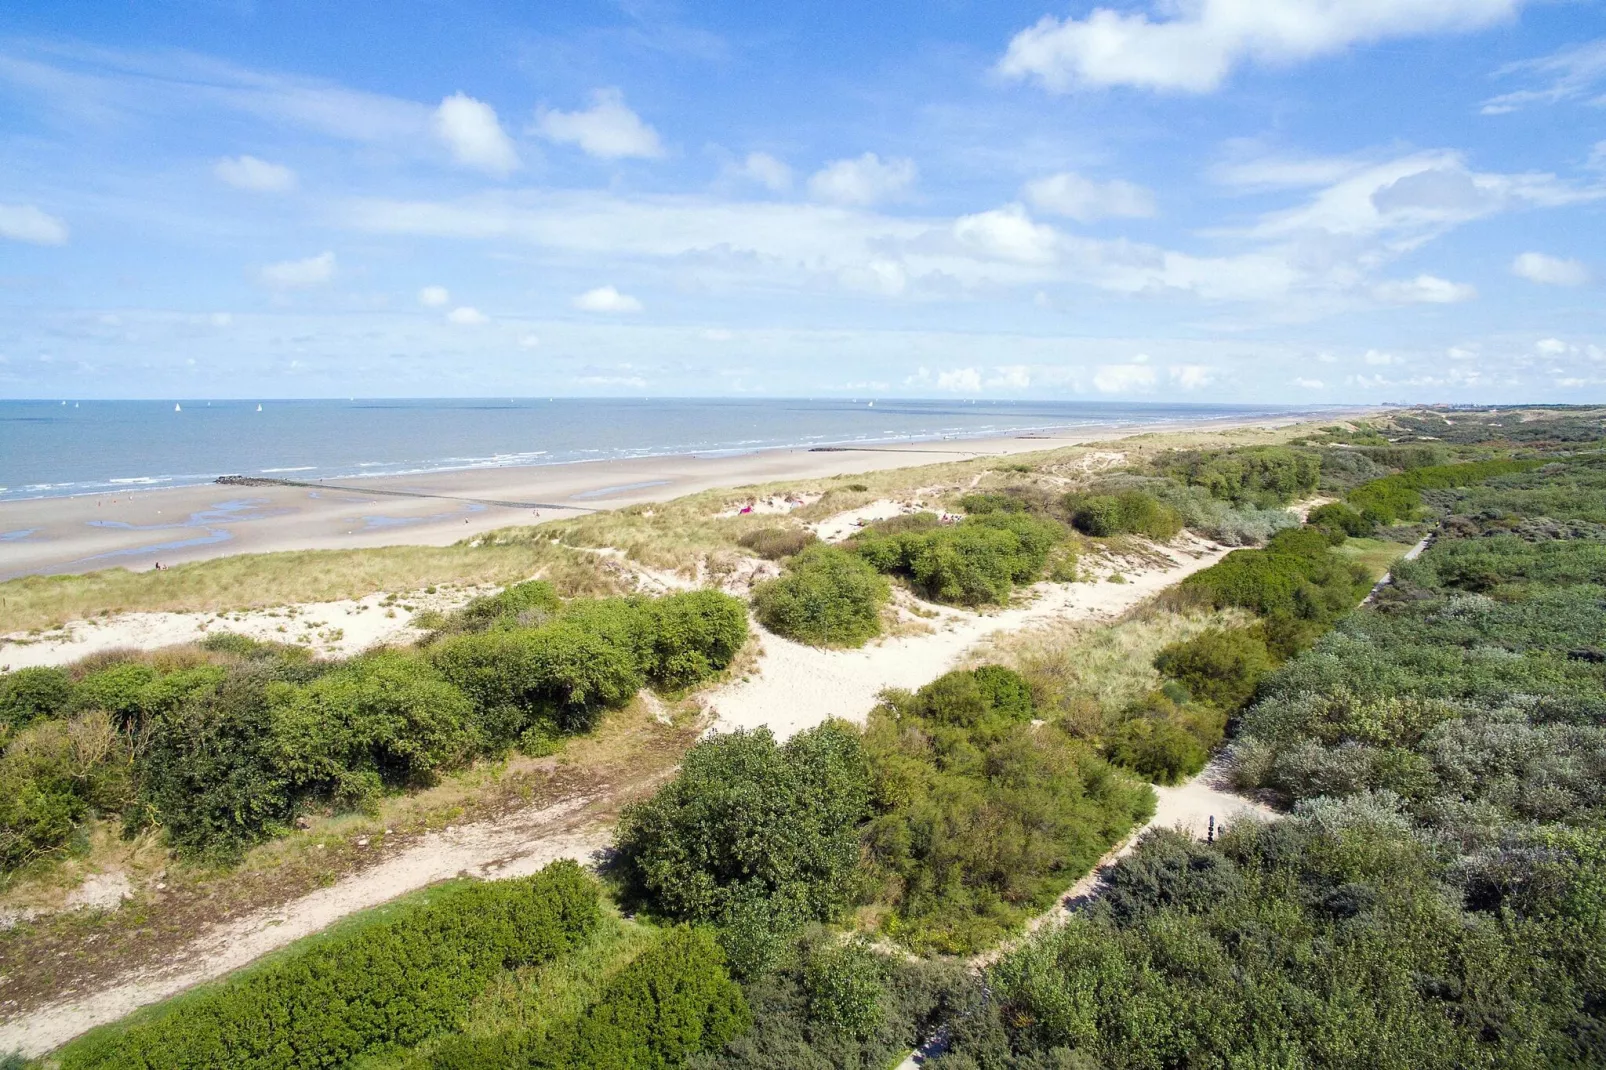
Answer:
701;328;735;341
257;250;335;289
213;154;297;193
952;204;1058;264
1023;172;1156;221
1372;274;1477;304
1482;38;1606;114
999;0;1523;94
807;153;916;206
536;88;663;160
935;367;983;392
1093;362;1157;393
447;306;487;325
1168;364;1213;390
1535;337;1569;354
1363;349;1395;365
0;203;69;244
1292;377;1326;389
418;285;451;307
736;152;792;191
989;365;1032;389
210;312;233;327
517;333;541;349
1511;251;1590;287
434;93;519;176
572;285;643;313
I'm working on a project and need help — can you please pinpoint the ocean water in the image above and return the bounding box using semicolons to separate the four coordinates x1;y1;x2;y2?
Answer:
0;398;1302;502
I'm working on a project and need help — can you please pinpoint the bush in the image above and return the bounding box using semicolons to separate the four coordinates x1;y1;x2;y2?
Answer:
269;652;476;804
737;527;818;560
532;926;751;1070
1067;491;1183;540
1348;459;1543;524
1103;712;1207;784
1158;446;1320;505
616;723;872;975
59;862;601;1070
1182;525;1371;650
854;514;1064;606
754;545;888;648
0;666;72;738
0;712;132;870
1153;627;1275;710
443;579;561;634
1307;501;1375;537
645;590;748;689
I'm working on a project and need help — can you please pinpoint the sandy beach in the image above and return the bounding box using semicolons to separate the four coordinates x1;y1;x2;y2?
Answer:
0;411;1337;581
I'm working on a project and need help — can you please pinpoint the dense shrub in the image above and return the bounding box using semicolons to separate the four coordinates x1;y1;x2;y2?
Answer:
1348;459;1543;523
1157;446;1320;505
616;723;872;976
0;711;132;870
1153;626;1275;709
1102;709;1207;784
854;513;1064;606
737;526;818;560
863;668;1154;953
1307;500;1375;537
753;544;888;647
1066;491;1182;540
0;666;72;739
59;861;601;1070
443;579;561;634
645;590;749;689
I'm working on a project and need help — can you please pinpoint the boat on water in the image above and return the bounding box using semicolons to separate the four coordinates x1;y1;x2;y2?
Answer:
174;403;182;412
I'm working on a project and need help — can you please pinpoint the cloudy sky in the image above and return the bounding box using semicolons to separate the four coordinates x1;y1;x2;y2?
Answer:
1;0;1603;401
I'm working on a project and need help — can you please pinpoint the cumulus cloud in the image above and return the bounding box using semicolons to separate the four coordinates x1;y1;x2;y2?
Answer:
572;285;643;313
537;89;663;159
736;152;792;191
935;367;983;392
0;203;69;245
1168;364;1213;390
1292;377;1326;389
434;93;519;176
952;204;1058;264
998;0;1523;93
518;333;541;349
257;250;335;289
1363;349;1395;365
214;154;297;193
418;285;451;307
989;365;1032;389
1482;38;1606;114
1093;362;1157;393
1511;251;1590;286
447;306;487;325
1372;275;1477;304
1023;172;1156;221
807;153;916;206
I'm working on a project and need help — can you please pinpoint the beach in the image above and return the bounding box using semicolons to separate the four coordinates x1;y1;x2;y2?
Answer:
0;410;1333;581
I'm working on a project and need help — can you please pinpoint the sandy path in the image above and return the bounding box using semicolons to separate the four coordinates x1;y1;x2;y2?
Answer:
897;758;1276;1068
0;797;614;1057
706;536;1233;741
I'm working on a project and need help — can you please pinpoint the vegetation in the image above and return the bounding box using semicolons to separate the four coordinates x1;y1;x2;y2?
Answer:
57;861;601;1070
1155;445;1320;506
862;668;1154;953
853;513;1065;606
615;723;873;977
1065;491;1181;540
0;589;746;871
737;527;819;561
1346;458;1542;524
753;544;889;647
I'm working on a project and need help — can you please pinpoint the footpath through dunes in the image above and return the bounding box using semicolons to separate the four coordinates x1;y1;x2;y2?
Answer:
706;533;1234;740
0;535;1234;1057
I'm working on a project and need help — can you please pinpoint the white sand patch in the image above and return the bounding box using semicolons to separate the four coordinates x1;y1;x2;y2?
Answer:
63;872;133;913
704;536;1233;741
810;499;951;543
0;798;612;1057
0;587;482;670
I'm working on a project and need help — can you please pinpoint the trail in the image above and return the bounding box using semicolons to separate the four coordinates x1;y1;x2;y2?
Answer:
896;758;1276;1068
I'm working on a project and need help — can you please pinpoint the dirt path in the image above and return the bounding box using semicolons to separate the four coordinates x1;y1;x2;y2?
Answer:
896;758;1276;1067
0;796;615;1058
706;535;1233;740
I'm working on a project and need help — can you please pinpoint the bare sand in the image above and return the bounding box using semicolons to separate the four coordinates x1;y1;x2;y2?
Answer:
0;412;1321;580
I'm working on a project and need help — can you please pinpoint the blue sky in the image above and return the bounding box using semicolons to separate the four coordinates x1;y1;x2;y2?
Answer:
1;0;1602;402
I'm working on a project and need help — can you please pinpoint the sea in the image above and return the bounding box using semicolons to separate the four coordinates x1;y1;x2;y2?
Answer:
0;398;1311;503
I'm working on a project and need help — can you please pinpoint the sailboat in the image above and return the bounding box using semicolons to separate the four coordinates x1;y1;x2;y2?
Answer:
257;404;263;412
174;403;182;412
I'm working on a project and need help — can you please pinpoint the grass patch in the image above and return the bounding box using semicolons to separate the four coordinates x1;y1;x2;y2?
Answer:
1331;537;1416;582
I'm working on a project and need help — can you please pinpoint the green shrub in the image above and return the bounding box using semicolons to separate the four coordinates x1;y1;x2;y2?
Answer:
616;723;872;975
957;492;1030;515
737;527;818;560
1153;627;1275;709
444;579;561;634
530;926;751;1070
0;666;72;737
269;651;476;803
803;936;888;1039
754;544;888;648
1103;710;1207;784
1182;525;1371;650
854;513;1064;606
1158;446;1320;505
1068;491;1183;540
1347;459;1543;523
646;590;749;689
1307;501;1374;537
59;862;601;1070
0;712;133;870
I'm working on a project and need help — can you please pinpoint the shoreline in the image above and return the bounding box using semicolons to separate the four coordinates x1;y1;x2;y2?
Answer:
0;408;1358;580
